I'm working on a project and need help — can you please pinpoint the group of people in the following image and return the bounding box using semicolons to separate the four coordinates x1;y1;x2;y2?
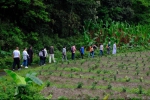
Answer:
12;46;33;70
79;42;117;59
65;42;117;61
12;42;117;70
99;42;117;56
39;46;56;66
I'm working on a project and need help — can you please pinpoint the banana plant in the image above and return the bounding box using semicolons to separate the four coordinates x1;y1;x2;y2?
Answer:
83;26;95;46
84;19;150;49
83;20;98;46
4;69;43;96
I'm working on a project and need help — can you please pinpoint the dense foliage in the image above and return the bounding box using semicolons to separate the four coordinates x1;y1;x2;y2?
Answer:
1;0;150;51
0;69;45;99
98;0;150;24
1;0;150;98
0;0;150;68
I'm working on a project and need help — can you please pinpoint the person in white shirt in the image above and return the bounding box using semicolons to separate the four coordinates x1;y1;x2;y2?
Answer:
112;42;117;54
62;46;67;61
43;47;48;65
100;43;103;56
12;47;21;70
22;47;29;68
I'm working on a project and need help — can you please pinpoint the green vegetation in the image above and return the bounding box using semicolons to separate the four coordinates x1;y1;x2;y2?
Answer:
1;50;150;99
0;0;150;58
1;0;150;99
1;69;44;99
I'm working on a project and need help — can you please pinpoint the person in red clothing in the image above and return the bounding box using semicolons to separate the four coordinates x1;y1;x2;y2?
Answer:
71;45;76;60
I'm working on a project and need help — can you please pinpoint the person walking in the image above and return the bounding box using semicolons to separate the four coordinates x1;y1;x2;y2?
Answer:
43;47;48;65
90;46;94;58
106;42;111;54
71;45;76;60
49;46;56;63
89;46;93;58
80;46;84;59
112;42;117;54
27;46;33;66
12;47;21;70
22;47;29;68
39;48;45;66
62;46;67;61
100;43;103;56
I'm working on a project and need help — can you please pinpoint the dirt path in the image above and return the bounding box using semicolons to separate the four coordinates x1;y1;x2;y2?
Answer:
0;64;40;77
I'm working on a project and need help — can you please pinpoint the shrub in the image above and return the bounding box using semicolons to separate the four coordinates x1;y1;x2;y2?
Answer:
139;77;143;82
146;72;150;76
3;69;45;99
107;83;112;89
0;58;6;69
77;82;83;88
125;76;130;82
122;87;126;92
138;85;143;94
46;81;51;87
70;67;80;72
69;73;73;78
96;70;101;74
91;81;98;90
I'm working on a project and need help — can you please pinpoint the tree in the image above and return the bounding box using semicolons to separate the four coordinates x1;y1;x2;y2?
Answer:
0;0;50;29
44;0;99;37
97;0;150;24
97;0;134;23
131;0;150;24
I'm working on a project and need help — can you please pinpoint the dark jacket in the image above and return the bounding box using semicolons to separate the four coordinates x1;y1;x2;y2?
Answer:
27;49;33;58
49;47;54;54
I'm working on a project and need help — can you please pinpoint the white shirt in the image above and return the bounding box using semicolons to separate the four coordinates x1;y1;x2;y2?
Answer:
113;43;116;49
44;49;48;57
13;50;20;58
62;48;66;55
100;45;103;50
23;50;29;60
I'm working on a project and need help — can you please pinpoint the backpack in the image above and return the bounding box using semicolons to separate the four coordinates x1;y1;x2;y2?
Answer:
39;51;43;57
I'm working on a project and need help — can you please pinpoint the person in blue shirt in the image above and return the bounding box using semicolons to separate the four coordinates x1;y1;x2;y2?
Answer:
80;46;84;59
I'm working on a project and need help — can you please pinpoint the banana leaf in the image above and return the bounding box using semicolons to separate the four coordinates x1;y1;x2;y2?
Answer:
26;72;43;86
4;69;26;86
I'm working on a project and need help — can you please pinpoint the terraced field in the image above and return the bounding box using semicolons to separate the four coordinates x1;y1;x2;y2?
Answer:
39;51;150;99
1;50;150;99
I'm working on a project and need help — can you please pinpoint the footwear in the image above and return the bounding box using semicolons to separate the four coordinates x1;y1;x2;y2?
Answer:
12;69;15;71
25;66;28;68
18;68;21;70
21;65;23;67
